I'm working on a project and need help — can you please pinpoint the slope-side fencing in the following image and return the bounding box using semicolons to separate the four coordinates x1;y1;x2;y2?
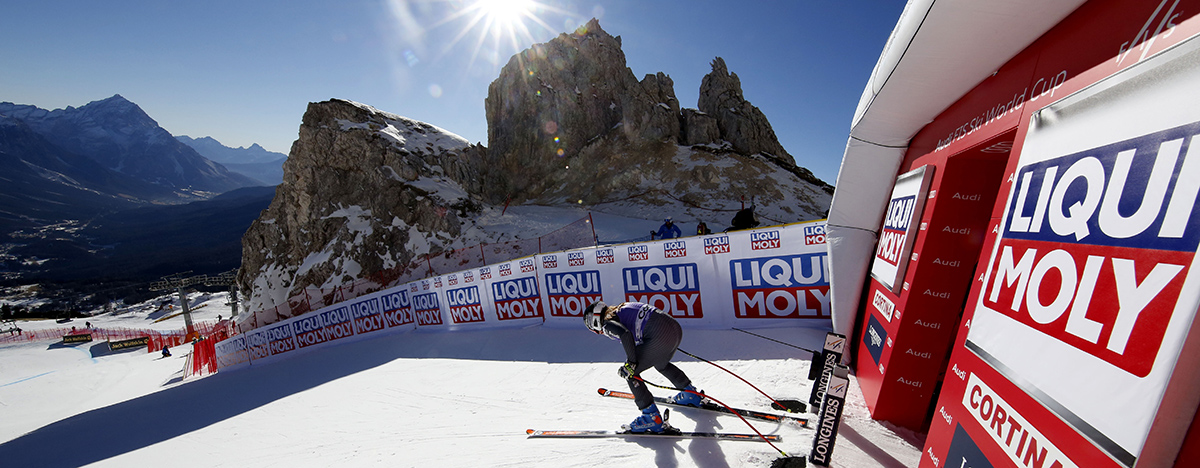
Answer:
240;214;597;331
0;322;227;353
215;220;830;373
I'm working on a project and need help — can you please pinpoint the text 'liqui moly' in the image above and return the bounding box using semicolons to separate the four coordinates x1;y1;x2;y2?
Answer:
986;120;1200;377
731;253;830;318
412;292;443;326
664;240;687;258
246;329;272;360
292;306;355;348
877;196;916;266
804;224;827;245
265;323;296;355
546;271;602;317
624;264;703;318
380;290;415;328
446;285;484;324
751;230;781;250
492;277;543;320
704;236;731;255
348;296;387;336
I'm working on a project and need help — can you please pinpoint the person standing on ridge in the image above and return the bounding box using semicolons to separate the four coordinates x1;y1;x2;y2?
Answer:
656;217;682;240
584;301;702;433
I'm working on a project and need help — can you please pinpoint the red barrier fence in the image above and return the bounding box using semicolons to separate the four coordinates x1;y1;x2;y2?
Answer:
241;214;598;331
0;321;228;352
187;336;218;377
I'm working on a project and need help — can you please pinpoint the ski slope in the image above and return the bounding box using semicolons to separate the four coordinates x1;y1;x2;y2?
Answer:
0;293;922;467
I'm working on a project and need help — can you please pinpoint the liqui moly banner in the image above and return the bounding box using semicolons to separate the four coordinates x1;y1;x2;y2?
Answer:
445;282;486;326
871;166;935;293
967;41;1200;467
292;305;356;349
245;321;296;362
617;237;713;321
376;288;416;331
541;248;609;328
214;334;250;371
411;278;446;329
540;220;831;329
488;271;544;323
719;222;833;327
474;258;544;327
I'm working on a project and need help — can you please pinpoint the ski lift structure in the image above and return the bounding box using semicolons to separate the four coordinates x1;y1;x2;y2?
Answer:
149;269;238;341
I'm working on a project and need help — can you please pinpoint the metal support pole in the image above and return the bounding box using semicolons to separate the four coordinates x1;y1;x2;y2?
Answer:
177;286;196;340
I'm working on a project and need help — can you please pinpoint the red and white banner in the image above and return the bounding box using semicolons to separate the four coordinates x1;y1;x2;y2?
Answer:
963;34;1200;467
216;220;831;368
871;166;934;293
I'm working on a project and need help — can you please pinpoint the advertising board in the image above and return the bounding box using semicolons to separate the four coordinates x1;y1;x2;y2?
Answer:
871;166;935;293
961;35;1200;467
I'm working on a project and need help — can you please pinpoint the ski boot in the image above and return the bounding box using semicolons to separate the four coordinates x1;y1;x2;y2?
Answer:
624;404;665;433
669;385;703;407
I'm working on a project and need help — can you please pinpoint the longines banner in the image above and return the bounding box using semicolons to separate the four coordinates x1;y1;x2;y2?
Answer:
215;220;831;368
966;39;1200;467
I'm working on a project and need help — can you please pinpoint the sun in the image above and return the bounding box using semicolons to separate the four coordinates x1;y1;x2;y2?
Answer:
383;0;574;77
476;0;534;32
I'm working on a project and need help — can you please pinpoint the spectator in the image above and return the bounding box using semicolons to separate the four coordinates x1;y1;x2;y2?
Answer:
696;221;711;236
656;217;682;240
729;206;760;231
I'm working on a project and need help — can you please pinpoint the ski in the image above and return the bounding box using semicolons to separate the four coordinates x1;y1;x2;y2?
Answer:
525;428;781;442
597;388;809;427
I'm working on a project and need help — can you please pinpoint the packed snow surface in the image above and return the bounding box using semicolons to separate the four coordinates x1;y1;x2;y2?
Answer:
0;294;923;467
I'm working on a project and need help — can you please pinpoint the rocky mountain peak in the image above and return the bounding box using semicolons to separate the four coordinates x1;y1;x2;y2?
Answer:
238;99;489;313
698;57;794;167
239;19;834;318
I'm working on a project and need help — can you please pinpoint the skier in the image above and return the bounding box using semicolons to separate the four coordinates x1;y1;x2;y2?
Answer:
584;301;702;433
656;217;682;240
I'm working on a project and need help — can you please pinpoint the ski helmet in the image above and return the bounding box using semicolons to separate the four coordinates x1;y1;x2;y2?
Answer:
584;301;607;334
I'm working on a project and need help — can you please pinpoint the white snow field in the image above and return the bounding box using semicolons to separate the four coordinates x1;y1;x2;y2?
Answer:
0;293;922;468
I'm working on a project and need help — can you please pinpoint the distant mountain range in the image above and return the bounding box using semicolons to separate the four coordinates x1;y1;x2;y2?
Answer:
0;95;277;307
176;135;286;185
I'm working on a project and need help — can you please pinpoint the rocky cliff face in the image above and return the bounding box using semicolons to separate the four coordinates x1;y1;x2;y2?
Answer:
238;19;834;318
482;19;831;207
238;99;488;313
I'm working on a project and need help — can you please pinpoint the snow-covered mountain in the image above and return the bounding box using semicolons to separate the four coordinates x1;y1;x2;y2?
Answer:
175;135;285;165
0;96;272;306
0;95;258;194
176;135;286;185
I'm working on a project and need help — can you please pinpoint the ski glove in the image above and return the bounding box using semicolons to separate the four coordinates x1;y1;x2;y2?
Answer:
618;362;638;380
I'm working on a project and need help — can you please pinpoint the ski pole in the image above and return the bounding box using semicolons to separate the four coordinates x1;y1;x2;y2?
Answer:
633;375;789;457
677;348;806;413
731;328;819;356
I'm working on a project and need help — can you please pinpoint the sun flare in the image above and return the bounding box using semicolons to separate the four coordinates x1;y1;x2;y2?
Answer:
476;0;534;31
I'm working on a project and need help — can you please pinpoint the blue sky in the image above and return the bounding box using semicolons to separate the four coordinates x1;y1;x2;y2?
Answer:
0;1;904;184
